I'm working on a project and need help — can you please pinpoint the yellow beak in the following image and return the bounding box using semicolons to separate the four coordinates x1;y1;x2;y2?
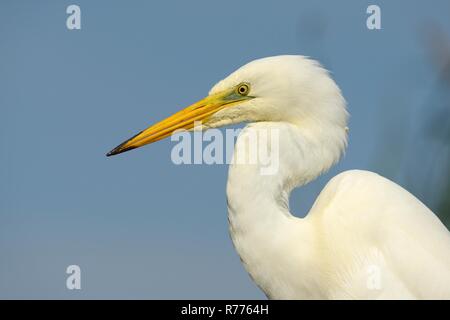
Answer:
106;87;251;157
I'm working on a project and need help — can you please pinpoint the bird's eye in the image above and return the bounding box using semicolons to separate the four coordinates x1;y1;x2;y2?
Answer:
236;83;250;96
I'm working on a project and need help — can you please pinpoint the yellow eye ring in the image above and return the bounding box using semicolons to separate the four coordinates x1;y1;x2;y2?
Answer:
236;83;250;96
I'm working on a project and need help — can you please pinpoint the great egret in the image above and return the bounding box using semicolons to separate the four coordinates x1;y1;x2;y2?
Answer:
107;55;450;299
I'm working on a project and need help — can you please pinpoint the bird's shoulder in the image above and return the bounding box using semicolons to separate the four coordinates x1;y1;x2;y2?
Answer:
311;169;430;219
310;169;448;233
308;170;450;298
309;168;450;258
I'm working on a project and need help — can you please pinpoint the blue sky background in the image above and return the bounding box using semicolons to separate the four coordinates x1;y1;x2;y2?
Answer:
1;0;449;299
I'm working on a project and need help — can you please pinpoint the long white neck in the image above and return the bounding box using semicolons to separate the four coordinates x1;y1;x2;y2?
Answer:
226;120;347;299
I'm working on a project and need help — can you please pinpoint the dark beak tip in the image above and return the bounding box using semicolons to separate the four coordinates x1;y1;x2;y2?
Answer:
105;145;138;157
106;146;122;157
107;130;144;157
106;147;122;157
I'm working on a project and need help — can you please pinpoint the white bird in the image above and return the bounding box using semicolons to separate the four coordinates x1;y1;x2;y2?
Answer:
107;55;450;299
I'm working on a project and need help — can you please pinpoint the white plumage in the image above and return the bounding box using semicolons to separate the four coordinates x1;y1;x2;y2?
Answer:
108;55;450;299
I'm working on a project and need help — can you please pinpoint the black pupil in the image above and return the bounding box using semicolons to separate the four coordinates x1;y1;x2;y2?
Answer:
240;86;246;93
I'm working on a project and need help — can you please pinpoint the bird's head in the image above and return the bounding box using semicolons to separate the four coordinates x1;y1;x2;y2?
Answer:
107;55;347;156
